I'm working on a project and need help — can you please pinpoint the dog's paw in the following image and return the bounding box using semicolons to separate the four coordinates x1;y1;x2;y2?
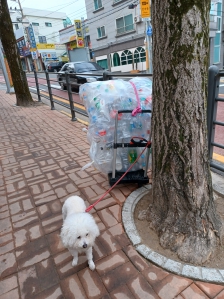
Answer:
72;259;78;267
88;260;95;271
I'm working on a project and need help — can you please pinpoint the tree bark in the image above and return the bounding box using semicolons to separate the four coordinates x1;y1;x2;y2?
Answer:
0;0;33;106
148;0;222;265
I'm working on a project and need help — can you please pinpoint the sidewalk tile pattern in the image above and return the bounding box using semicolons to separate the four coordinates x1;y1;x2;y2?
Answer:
0;92;224;299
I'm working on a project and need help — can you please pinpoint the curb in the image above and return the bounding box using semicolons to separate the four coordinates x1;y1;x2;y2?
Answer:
122;184;224;284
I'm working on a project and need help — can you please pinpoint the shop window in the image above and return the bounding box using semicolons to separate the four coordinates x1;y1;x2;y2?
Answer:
94;0;102;10
97;59;108;69
134;47;146;63
38;36;47;43
121;50;133;65
97;26;106;38
113;53;120;66
116;14;133;34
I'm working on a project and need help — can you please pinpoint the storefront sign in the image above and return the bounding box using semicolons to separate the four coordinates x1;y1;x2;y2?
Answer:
140;0;150;18
67;41;77;50
41;52;57;60
74;20;84;48
27;24;37;48
36;43;55;49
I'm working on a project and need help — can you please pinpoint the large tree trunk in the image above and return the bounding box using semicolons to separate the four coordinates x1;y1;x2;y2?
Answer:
0;0;33;106
148;0;222;265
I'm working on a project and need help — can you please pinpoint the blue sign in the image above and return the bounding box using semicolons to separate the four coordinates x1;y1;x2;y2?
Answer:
147;26;153;36
27;24;37;48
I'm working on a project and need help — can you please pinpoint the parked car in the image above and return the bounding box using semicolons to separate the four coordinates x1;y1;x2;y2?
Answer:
47;61;65;72
57;61;105;90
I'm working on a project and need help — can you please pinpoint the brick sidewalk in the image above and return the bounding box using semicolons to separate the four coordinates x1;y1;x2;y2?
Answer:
0;91;224;299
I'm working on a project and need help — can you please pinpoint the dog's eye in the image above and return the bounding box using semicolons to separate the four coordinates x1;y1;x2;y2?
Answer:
77;236;81;239
86;233;88;236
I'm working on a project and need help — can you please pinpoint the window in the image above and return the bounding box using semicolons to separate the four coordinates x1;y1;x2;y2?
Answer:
113;53;120;66
15;24;19;30
97;26;106;38
38;36;47;43
134;47;146;63
97;59;108;69
94;0;102;10
121;50;133;65
45;22;52;27
32;22;39;26
116;14;133;34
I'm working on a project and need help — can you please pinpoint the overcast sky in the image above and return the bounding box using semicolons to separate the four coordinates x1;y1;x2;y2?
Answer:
8;0;87;21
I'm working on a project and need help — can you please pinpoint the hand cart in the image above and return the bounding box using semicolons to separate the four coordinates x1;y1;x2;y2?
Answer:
108;109;152;186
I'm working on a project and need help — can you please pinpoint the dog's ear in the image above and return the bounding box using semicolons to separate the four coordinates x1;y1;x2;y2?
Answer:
89;222;100;239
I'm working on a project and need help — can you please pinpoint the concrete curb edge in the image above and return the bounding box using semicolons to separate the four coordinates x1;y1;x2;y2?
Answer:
122;184;224;284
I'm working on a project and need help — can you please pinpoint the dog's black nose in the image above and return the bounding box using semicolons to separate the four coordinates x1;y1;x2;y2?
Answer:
83;243;87;248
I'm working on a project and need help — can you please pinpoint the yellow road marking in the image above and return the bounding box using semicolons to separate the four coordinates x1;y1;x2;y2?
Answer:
61;111;89;126
40;91;86;111
213;153;224;163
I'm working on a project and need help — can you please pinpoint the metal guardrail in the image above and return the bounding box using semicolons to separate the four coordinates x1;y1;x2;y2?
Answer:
30;70;152;121
29;68;223;173
207;65;224;173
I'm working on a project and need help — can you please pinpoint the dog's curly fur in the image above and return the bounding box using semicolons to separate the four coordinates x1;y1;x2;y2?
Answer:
60;196;100;270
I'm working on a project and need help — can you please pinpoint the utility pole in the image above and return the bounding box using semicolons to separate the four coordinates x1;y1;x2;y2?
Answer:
145;19;153;73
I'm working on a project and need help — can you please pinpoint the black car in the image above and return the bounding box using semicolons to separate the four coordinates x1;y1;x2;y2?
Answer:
57;61;105;90
47;61;65;72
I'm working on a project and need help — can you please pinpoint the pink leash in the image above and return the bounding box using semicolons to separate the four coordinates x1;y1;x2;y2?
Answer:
85;142;150;212
129;81;142;116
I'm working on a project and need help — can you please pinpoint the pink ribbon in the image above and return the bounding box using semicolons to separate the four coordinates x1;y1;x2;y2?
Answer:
129;81;142;116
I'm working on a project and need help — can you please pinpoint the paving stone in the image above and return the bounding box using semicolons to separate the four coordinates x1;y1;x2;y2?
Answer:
31;285;63;299
152;274;192;299
101;261;139;293
214;289;224;299
0;233;13;247
108;205;121;223
108;223;124;237
60;274;87;299
127;274;160;299
18;266;41;299
180;283;210;299
98;209;118;228
123;245;149;272
141;263;169;287
0;274;18;296
0;288;20;299
195;281;224;298
0;242;14;255
56;255;88;280
110;189;126;203
0;217;12;235
0;252;17;279
46;230;64;255
94;197;118;211
97;231;121;255
36;258;59;290
110;284;136;299
95;250;129;276
78;267;108;299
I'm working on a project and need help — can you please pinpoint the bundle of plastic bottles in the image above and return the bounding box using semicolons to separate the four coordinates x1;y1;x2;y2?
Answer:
79;77;152;174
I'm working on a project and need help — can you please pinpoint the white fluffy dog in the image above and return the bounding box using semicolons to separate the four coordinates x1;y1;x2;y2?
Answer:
60;196;100;270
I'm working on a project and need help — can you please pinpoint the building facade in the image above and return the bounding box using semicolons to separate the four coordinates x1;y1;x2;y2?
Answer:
85;0;224;72
85;0;146;72
10;7;68;71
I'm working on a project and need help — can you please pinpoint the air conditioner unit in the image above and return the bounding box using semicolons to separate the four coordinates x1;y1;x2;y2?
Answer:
134;16;142;23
